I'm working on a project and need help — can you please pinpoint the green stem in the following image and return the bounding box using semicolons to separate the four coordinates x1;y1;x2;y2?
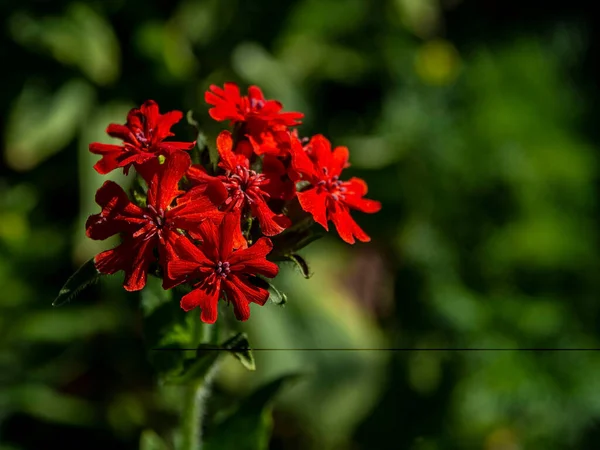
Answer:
180;381;205;450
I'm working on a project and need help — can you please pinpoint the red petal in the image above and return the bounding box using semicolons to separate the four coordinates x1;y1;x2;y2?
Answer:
290;136;318;180
168;193;224;231
297;188;329;230
276;111;304;126
89;143;123;175
228;237;279;278
106;124;134;142
172;234;212;268
262;155;296;201
86;181;145;240
310;135;334;169
330;203;370;244
156;152;191;211
223;275;270;321
154;110;183;143
158;141;196;154
331;146;350;177
219;212;241;260
94;237;155;291
250;198;290;236
140;100;160;132
342;178;381;214
216;130;241;171
180;284;221;324
194;219;220;261
248;86;266;103
139;152;190;212
205;84;245;122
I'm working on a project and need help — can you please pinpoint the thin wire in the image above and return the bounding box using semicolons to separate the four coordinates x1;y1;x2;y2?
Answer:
151;347;600;352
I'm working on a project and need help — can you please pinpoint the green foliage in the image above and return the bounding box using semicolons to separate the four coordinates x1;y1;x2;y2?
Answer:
140;430;170;450
204;374;300;450
52;257;101;307
221;333;256;371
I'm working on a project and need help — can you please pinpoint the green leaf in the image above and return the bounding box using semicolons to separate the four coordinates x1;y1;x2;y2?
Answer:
221;332;256;371
207;140;220;172
284;254;312;279
163;344;220;385
139;429;169;450
203;374;301;450
186;110;200;129
52;257;101;307
268;226;323;259
140;273;172;317
130;175;148;208
252;277;287;306
268;283;288;306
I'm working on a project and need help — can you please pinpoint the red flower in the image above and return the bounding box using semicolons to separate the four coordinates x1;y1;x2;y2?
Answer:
166;214;279;323
86;152;223;291
261;154;297;201
291;135;381;244
187;131;291;237
89;100;195;175
205;83;303;156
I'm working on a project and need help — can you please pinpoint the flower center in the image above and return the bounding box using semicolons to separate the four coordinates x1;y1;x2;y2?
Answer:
317;174;346;201
222;165;269;209
215;261;231;278
144;204;165;228
250;97;265;110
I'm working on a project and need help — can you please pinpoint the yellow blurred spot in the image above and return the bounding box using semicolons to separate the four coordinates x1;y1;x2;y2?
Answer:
414;40;461;86
0;212;28;244
485;428;520;450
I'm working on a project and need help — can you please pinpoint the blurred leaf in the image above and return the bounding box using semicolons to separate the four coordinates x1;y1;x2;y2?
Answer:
393;0;441;38
1;384;97;427
204;374;300;450
4;78;95;171
284;0;366;38
52;257;101;307
232;42;308;119
8;3;120;85
221;332;256;371
134;21;197;81
140;429;170;450
14;304;124;343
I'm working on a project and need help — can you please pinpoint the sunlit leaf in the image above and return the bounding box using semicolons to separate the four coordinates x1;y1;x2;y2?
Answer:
139;429;170;450
8;3;121;85
4;78;95;171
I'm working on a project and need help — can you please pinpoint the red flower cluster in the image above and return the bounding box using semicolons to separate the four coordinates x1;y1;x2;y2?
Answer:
87;85;380;323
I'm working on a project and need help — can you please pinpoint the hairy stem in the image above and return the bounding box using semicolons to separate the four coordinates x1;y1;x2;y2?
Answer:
180;381;205;450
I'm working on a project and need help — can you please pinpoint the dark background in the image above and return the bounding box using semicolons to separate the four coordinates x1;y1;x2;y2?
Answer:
2;0;600;449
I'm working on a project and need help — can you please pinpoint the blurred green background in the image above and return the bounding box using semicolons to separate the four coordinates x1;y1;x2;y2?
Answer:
2;0;600;449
